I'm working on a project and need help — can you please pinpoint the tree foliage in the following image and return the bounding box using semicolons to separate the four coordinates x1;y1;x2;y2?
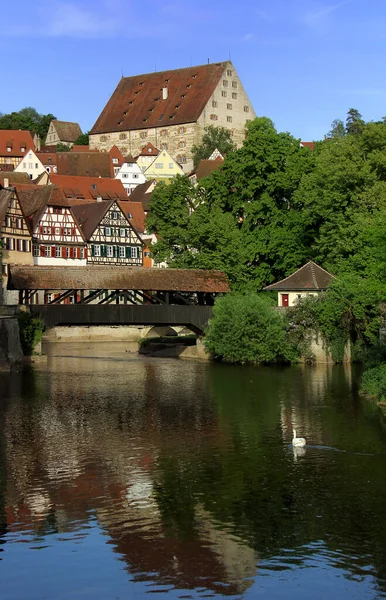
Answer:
0;107;56;140
204;293;298;364
74;132;89;145
56;143;72;152
191;125;236;165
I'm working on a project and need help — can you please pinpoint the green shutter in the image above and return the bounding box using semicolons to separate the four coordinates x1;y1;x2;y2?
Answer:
126;246;130;259
91;245;95;257
102;245;107;257
113;245;118;258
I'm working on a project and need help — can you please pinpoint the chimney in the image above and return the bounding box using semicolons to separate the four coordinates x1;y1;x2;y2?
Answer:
4;178;9;189
162;87;168;100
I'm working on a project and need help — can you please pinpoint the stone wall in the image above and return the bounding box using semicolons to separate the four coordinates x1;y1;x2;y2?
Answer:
0;317;23;368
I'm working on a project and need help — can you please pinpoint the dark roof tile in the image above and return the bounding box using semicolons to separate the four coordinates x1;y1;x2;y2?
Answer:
263;261;335;291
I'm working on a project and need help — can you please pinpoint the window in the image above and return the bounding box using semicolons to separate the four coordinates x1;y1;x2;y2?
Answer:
160;129;167;137
23;240;30;252
244;105;250;112
111;211;118;220
161;143;168;150
178;126;186;134
33;245;39;257
227;103;232;110
122;173;128;178
232;92;237;99
54;227;60;235
223;80;228;87
6;217;11;227
119;133;127;140
130;247;138;258
100;135;107;142
178;141;185;148
210;114;218;121
155;163;163;169
169;163;174;169
119;246;125;258
126;214;132;221
17;218;22;229
114;167;119;175
132;173;139;179
105;227;111;236
46;294;53;304
140;132;147;139
6;146;11;152
221;91;227;98
66;247;70;258
17;239;23;251
94;245;101;257
80;248;85;259
63;227;71;235
181;155;187;163
56;246;61;257
227;116;232;123
107;246;114;257
21;146;26;152
119;228;125;237
35;163;39;169
212;100;218;107
227;69;233;76
148;156;152;162
28;163;33;169
112;158;118;164
43;226;49;235
232;81;238;88
44;246;51;257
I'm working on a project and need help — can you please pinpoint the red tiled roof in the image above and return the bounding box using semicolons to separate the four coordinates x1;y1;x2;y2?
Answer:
52;120;82;142
9;265;231;293
264;261;335;291
190;157;224;180
0;130;35;157
36;152;57;166
0;163;14;172
90;62;228;134
0;172;31;186
300;142;315;150
138;142;159;157
56;152;112;177
50;174;128;201
118;200;145;233
71;145;97;152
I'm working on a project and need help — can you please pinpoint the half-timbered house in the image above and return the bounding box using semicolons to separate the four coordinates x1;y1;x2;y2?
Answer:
17;185;87;266
72;200;143;266
0;185;33;304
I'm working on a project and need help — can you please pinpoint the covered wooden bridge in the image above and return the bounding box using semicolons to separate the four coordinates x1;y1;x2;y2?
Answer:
8;266;230;334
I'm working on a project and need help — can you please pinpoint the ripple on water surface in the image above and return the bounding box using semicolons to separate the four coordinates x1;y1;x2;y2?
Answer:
0;353;386;599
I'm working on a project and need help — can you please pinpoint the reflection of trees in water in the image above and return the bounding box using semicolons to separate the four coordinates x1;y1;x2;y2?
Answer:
1;359;257;596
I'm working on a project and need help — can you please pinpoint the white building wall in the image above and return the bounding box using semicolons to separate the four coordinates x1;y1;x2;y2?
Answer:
34;257;86;266
115;162;147;194
278;291;319;307
14;150;46;180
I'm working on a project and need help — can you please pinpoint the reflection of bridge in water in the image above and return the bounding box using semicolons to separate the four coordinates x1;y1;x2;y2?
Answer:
8;265;230;334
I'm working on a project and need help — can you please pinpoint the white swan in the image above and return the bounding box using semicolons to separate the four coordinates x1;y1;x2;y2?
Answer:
292;429;306;447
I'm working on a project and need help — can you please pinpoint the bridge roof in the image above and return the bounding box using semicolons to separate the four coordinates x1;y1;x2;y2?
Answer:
8;266;230;293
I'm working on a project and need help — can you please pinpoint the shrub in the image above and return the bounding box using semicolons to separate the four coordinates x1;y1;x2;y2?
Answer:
204;293;298;364
360;364;386;401
17;311;45;355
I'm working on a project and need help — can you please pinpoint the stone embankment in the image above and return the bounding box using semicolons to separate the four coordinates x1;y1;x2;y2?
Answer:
0;307;23;369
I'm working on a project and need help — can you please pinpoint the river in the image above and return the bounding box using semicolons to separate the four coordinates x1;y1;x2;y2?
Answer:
1;342;386;599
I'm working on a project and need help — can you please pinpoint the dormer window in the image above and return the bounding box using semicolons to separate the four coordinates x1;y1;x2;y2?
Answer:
6;147;11;152
20;146;26;152
92;184;97;189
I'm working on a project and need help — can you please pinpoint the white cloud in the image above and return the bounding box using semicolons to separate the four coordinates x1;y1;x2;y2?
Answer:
43;1;121;38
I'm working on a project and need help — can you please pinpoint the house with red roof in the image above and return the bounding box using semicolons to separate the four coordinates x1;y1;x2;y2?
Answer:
264;261;335;307
0;130;35;168
89;61;255;171
49;174;128;201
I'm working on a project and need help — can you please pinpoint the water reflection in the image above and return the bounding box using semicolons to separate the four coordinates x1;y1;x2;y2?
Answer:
0;346;386;599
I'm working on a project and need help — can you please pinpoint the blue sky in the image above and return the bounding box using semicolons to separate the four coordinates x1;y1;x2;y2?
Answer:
1;0;385;141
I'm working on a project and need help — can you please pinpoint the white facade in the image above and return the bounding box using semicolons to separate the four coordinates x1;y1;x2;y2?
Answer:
115;160;147;194
32;205;87;266
14;149;46;180
278;291;319;308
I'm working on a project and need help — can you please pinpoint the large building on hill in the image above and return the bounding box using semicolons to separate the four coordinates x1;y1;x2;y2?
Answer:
89;61;255;171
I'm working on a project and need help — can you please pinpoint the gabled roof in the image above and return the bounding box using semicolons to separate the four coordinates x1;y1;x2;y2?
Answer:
16;185;69;233
137;142;159;157
264;261;335;291
0;172;30;186
50;174;128;201
0;130;35;157
128;180;155;211
0;188;13;224
51;120;82;142
118;201;146;233
90;61;229;134
123;154;136;163
300;141;315;150
56;152;112;177
9;265;231;293
71;200;114;240
190;157;223;180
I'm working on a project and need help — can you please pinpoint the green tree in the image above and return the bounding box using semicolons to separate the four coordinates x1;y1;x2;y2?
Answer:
345;108;365;135
204;293;298;364
56;143;71;152
327;118;345;138
0;107;56;140
74;132;89;145
191;125;236;166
